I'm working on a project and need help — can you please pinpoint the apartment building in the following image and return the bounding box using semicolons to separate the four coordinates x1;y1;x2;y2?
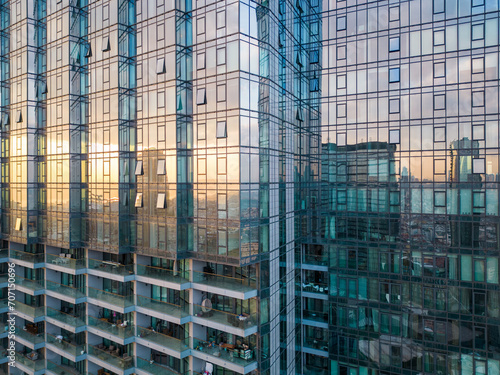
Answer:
0;0;319;374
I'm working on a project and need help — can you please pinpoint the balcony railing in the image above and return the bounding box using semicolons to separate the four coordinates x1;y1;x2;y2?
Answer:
136;356;182;375
193;304;257;332
303;309;328;324
15;276;45;292
46;280;85;299
88;316;134;339
47;333;86;357
15;353;45;371
192;337;256;367
46;307;85;329
15;327;44;345
303;338;329;352
303;253;329;266
47;360;82;375
14;301;44;319
192;271;257;294
10;249;44;263
301;282;328;295
89;259;134;276
88;287;134;308
0;273;8;284
46;253;85;270
136;264;189;284
136;295;186;319
87;344;134;370
136;325;189;354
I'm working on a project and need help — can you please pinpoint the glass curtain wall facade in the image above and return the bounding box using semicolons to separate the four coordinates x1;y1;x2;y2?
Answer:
1;0;499;375
0;0;319;374
319;1;500;375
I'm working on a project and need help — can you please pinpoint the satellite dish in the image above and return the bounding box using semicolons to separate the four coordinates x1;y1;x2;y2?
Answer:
201;299;212;313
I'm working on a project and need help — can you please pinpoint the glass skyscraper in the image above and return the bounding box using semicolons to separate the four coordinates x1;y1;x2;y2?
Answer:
321;0;500;374
0;0;499;375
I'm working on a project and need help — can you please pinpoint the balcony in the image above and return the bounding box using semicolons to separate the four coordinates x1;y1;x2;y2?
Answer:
136;295;187;323
14;276;44;295
301;282;328;299
87;344;134;370
88;315;134;340
46;280;86;300
192;304;257;336
46;307;85;331
303;338;329;353
88;287;134;310
192;271;257;299
10;249;44;266
47;360;82;375
303;253;329;267
14;301;45;321
136;265;189;289
88;259;134;281
46;333;86;359
136;356;182;375
15;327;44;346
303;309;329;327
15;352;45;372
136;325;189;358
0;249;8;259
46;253;86;272
191;337;258;374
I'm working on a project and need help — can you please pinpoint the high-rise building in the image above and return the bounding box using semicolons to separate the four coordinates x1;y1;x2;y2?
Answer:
1;0;499;375
320;1;500;375
0;0;319;374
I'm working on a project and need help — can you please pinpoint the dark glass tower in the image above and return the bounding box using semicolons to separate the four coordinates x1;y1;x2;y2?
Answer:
318;0;500;374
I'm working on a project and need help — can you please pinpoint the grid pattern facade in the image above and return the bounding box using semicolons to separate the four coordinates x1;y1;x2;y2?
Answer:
0;0;320;375
318;0;500;375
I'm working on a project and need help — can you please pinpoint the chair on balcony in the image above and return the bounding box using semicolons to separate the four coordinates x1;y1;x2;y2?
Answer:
58;254;69;266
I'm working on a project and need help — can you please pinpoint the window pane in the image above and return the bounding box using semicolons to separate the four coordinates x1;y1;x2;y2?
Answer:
389;68;400;82
216;122;227;138
389;37;400;52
